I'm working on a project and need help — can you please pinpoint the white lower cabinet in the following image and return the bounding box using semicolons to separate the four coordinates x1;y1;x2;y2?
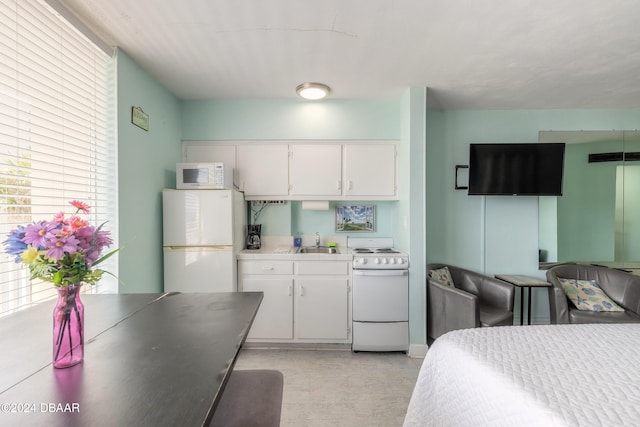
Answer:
242;277;294;340
295;277;349;340
239;259;351;344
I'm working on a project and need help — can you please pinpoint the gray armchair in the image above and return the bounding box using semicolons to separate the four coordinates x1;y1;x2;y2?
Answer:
547;264;640;324
427;263;515;341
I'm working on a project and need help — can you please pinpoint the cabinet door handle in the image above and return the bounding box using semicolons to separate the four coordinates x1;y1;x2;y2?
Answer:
262;266;275;271
337;180;341;190
299;286;305;297
288;285;293;296
347;180;353;190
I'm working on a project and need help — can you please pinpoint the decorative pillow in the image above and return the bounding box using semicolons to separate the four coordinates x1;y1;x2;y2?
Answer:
429;266;455;287
558;278;624;312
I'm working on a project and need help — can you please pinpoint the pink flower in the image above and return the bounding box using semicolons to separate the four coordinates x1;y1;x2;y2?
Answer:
63;216;88;235
46;235;79;261
70;200;90;214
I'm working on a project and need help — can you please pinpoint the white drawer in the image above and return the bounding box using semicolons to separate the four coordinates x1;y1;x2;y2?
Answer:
295;261;349;275
240;261;293;275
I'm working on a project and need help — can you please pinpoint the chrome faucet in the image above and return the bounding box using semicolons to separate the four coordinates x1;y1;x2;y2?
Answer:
315;232;320;247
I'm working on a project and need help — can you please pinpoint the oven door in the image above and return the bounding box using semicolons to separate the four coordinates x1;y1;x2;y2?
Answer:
352;269;409;322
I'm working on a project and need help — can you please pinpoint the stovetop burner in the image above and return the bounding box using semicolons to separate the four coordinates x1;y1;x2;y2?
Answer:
353;248;375;254
375;248;400;253
352;248;400;254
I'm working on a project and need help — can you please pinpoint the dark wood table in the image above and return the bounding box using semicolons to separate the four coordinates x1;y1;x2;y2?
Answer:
495;274;550;325
0;291;262;426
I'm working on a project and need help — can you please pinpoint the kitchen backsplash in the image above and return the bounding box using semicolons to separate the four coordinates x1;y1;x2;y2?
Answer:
250;200;397;238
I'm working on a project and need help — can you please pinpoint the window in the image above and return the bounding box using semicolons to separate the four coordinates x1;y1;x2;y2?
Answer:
0;0;116;316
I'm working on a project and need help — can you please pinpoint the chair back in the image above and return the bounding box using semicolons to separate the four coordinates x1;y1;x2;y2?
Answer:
547;264;640;314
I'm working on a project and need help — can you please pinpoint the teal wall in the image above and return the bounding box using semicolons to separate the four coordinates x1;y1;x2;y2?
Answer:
289;201;397;237
116;49;182;293
181;99;400;140
538;196;557;262
558;141;621;261
426;108;640;323
624;165;640;261
245;200;398;238
402;88;427;345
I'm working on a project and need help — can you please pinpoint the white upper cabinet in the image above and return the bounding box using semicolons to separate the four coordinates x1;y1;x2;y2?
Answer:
237;144;289;197
181;141;398;200
289;144;342;197
343;144;397;197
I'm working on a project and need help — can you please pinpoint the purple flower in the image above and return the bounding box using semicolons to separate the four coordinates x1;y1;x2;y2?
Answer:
23;221;56;249
95;229;113;249
73;226;95;251
84;228;113;266
46;235;79;261
3;226;27;262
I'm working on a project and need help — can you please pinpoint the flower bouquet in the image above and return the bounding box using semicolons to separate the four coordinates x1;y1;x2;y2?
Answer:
3;200;117;368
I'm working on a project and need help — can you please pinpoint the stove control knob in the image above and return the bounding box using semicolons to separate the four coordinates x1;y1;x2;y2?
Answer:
374;258;381;264
397;258;405;265
357;257;367;265
389;258;396;264
381;258;388;265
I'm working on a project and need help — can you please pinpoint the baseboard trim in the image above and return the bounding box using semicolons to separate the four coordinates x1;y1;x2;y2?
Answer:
243;342;352;351
408;344;428;358
244;342;429;358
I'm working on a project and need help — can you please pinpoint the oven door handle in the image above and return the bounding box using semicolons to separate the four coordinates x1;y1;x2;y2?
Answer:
353;270;408;277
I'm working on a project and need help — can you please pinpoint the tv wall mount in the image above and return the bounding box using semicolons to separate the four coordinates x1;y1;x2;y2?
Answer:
455;164;469;190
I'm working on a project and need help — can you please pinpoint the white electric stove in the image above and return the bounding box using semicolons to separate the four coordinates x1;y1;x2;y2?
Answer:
348;238;409;352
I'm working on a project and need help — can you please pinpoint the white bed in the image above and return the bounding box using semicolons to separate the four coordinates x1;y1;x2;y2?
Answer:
404;323;640;426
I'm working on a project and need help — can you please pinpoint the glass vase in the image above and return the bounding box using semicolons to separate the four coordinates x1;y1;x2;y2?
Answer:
53;284;84;369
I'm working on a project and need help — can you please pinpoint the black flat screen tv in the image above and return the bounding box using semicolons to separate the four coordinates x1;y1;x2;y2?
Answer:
468;143;565;196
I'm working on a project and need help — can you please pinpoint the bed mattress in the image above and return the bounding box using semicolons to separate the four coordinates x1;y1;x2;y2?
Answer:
404;323;640;426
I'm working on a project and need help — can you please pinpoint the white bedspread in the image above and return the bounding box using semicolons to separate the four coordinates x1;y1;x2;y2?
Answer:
404;324;640;426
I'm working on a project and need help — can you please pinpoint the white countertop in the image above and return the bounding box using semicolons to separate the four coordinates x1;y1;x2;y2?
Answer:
237;247;353;261
237;235;352;261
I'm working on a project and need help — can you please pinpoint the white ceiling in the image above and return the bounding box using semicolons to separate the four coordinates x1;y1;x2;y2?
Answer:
58;0;640;110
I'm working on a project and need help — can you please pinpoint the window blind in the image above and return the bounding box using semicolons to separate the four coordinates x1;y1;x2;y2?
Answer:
0;0;116;316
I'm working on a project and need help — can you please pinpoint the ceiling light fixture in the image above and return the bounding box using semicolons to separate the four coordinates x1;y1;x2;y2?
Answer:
296;82;330;100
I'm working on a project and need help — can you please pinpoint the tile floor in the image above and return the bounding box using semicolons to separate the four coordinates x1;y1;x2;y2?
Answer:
234;348;424;427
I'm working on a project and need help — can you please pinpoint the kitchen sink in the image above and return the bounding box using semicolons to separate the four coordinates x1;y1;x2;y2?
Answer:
296;246;339;254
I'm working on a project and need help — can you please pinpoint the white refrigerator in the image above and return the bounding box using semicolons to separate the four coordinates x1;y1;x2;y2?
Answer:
162;189;246;293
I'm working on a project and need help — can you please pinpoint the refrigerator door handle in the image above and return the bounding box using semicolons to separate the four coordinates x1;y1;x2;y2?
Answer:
164;245;234;252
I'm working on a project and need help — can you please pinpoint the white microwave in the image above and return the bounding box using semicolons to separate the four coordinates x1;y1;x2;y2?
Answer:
176;162;233;189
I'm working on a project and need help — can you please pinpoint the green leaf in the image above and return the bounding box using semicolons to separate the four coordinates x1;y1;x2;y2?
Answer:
92;246;121;267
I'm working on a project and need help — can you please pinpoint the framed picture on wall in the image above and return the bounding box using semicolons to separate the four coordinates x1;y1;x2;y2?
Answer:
335;205;375;232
